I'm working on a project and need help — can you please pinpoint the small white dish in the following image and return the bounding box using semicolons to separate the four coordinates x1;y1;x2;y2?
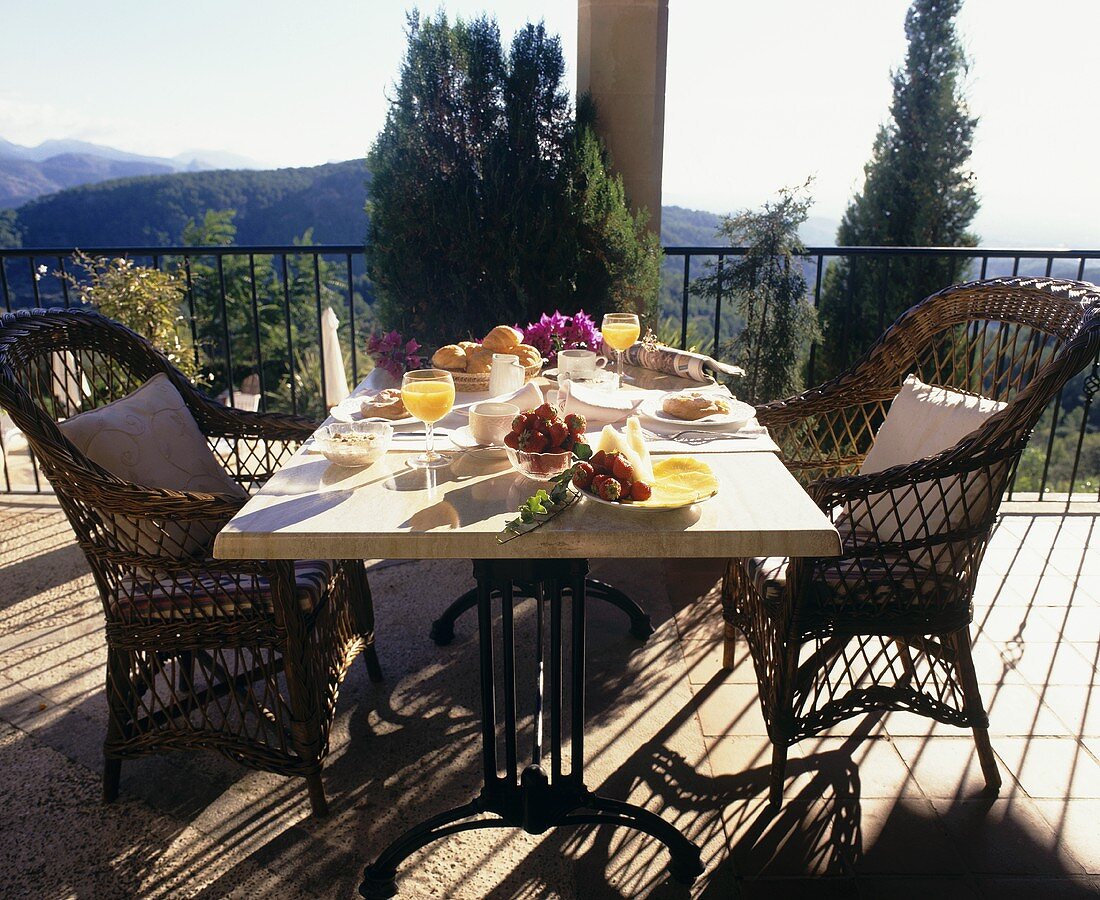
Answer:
312;421;393;468
638;393;755;429
331;391;418;427
449;425;508;458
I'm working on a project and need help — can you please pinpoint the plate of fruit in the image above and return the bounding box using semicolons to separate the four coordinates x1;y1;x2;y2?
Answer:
570;416;720;510
503;403;588;481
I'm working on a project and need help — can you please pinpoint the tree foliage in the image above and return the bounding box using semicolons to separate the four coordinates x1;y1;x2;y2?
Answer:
692;182;819;404
817;0;979;380
366;12;658;347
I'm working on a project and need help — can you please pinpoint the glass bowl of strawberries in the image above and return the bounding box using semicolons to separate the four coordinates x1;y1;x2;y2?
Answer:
503;403;587;481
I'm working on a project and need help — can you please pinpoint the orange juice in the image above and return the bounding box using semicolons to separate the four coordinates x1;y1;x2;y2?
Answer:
602;321;640;352
402;380;455;423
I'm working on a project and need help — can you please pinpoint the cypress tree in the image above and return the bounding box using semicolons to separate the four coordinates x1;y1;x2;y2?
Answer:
817;0;979;380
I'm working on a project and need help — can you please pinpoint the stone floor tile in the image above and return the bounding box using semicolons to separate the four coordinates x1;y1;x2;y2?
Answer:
929;795;1085;875
694;683;770;737
738;876;859;898
1032;800;1100;874
1002;642;1097;687
852;797;968;875
722;798;856;876
1039;686;1100;737
972;876;1100;898
995;737;1100;799
892;736;1015;799
679;636;757;686
855;876;981;899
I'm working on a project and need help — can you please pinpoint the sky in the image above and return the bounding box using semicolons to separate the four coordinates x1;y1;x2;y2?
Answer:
2;0;1098;246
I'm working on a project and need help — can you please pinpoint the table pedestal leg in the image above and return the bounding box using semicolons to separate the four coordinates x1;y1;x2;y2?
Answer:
360;558;702;898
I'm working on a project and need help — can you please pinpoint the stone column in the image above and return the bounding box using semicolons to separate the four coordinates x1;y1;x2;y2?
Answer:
577;0;669;238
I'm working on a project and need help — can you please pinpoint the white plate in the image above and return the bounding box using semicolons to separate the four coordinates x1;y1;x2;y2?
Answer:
578;484;717;512
331;392;418;427
449;425;508;458
638;393;755;429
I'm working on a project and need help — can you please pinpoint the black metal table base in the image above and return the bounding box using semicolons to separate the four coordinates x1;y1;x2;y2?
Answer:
360;559;702;897
429;577;655;645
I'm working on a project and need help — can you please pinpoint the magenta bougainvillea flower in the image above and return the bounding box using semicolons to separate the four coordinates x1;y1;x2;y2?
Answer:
366;330;423;379
520;310;603;365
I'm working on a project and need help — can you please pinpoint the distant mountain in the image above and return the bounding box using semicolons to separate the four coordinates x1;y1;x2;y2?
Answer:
660;205;839;248
8;160;371;246
0;137;264;208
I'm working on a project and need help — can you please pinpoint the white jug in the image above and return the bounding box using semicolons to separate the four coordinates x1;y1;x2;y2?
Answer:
488;353;525;397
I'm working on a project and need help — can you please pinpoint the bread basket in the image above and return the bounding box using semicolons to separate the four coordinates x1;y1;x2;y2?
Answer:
450;361;542;393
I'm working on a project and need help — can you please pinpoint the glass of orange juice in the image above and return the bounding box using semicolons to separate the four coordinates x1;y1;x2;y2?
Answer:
601;312;641;384
401;369;456;469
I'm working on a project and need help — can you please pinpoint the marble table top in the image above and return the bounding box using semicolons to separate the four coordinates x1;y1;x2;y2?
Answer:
214;369;841;562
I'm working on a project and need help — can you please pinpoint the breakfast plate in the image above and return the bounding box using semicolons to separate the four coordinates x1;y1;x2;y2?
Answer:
331;392;418;427
637;393;755;429
578;488;717;512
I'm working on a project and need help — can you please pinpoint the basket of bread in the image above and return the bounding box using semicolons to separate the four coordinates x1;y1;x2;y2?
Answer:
431;325;543;391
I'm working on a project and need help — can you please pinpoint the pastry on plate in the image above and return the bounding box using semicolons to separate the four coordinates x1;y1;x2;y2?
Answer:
431;344;467;371
661;391;731;421
360;389;408;419
482;325;524;353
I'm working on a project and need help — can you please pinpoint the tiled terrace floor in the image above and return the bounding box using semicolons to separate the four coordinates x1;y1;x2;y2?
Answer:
1;499;1098;898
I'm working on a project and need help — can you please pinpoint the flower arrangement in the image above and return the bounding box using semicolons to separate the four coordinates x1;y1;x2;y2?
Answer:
366;330;423;380
520;310;602;365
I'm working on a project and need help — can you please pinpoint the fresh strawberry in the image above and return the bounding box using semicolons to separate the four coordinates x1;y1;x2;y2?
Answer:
571;462;595;490
590;473;609;495
504;432;520;450
601;450;622;475
547;421;570;449
522;430;549;453
596;476;622;502
630;481;653;501
533;402;558;422
611;454;635;483
511;412;531;435
589;449;608;472
564;412;586;434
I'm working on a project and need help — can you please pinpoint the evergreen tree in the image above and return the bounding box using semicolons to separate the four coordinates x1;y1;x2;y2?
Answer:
692;182;819;404
366;12;658;347
817;0;979;380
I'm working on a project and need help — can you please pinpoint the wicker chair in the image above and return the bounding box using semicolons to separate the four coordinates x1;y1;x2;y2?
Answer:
723;276;1100;808
0;307;383;816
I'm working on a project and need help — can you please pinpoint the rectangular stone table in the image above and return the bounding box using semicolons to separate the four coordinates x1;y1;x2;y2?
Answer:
214;377;840;896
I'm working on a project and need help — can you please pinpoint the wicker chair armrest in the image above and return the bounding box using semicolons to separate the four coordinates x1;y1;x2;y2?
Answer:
72;473;248;522
755;379;898;430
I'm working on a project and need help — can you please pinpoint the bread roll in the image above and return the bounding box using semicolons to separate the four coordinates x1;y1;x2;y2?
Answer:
482;325;524;352
465;346;495;374
458;340;481;354
661;391;731;421
360;389;408;420
431;344;467;371
513;343;542;368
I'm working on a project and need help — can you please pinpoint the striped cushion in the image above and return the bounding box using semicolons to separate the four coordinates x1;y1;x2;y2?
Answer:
115;560;333;622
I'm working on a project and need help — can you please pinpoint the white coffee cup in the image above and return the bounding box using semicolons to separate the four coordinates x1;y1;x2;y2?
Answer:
557;349;607;380
468;401;519;445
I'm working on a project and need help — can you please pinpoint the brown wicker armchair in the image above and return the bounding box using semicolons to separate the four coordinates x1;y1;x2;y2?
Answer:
723;276;1100;808
0;307;382;817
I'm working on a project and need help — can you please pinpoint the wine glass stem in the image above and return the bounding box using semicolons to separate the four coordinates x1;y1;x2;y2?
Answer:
425;421;435;459
616;349;624;381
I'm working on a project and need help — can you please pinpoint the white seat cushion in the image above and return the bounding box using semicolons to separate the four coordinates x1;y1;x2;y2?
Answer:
851;374;1006;572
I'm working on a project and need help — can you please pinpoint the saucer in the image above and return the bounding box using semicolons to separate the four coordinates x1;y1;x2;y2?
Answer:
450;425;508;458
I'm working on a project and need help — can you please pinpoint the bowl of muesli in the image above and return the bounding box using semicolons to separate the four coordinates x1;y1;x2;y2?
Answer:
312;421;393;468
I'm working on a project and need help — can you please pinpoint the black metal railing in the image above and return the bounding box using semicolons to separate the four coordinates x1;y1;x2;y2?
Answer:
1;243;1097;503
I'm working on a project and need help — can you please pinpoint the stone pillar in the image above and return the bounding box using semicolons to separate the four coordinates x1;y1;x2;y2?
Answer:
577;0;669;238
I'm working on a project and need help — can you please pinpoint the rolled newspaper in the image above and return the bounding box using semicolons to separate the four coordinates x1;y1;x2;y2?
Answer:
621;340;745;384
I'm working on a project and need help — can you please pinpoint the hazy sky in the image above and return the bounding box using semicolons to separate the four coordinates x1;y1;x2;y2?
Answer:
2;0;1097;245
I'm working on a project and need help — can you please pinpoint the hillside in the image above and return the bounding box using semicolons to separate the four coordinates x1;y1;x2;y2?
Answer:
9;160;372;246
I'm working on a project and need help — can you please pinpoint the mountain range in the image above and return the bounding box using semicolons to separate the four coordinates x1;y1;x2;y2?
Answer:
0;138;262;209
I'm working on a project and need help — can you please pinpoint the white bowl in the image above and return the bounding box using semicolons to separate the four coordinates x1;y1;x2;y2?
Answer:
313;421;392;468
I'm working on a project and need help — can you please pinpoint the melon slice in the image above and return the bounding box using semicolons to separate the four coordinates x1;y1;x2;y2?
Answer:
641;456;720;508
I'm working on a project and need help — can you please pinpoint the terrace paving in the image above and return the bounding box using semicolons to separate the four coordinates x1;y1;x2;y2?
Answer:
1;498;1098;898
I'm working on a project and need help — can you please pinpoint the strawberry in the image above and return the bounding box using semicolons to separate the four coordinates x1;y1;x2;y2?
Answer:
522;430;549;453
589;449;608;472
571;462;595;490
630;481;653;501
511;412;531;435
533;402;558;422
617;478;633;498
601;450;622;475
596;476;622;502
504;432;520;450
564;413;586;434
547;421;570;449
611;454;635;483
